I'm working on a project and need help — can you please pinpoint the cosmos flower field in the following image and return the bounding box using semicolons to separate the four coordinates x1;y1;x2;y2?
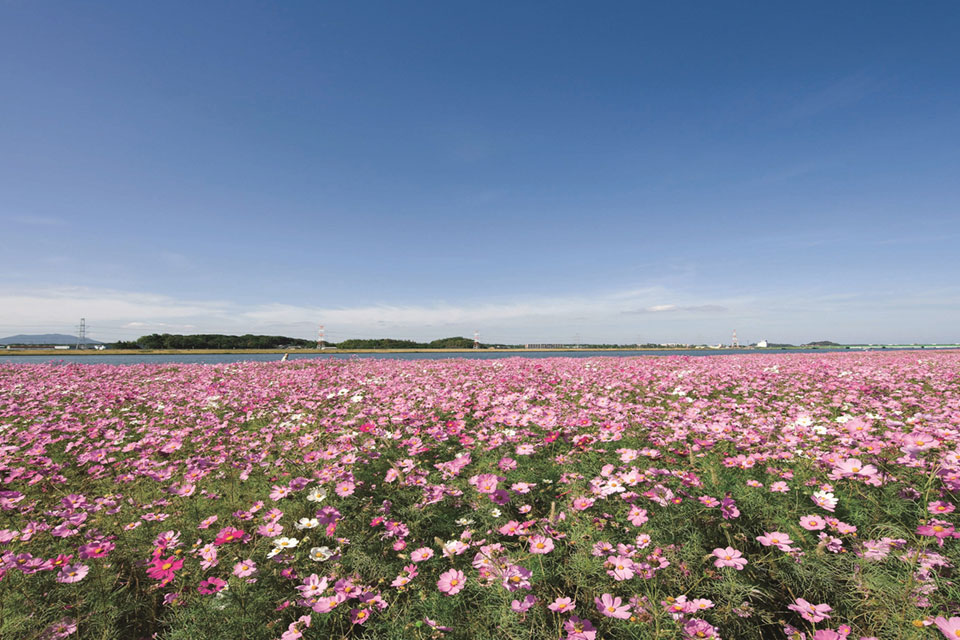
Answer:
1;353;960;640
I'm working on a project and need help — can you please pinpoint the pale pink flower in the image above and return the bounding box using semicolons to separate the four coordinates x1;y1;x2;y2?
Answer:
233;560;257;578
712;547;748;570
410;547;434;562
548;597;576;613
529;535;554;554
437;568;465;596
787;598;832;623
800;515;827;531
595;593;631;619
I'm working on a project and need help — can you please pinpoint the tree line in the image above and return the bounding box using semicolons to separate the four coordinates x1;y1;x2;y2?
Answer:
115;334;316;350
111;334;483;350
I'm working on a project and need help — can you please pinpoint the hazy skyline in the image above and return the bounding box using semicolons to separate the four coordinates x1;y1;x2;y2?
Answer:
2;2;959;344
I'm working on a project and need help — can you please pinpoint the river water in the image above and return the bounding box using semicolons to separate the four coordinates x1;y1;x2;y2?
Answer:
0;347;936;365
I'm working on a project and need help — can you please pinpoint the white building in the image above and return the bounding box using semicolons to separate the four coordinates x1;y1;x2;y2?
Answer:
756;339;768;348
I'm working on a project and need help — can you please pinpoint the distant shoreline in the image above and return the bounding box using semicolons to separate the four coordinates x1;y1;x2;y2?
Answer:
3;345;959;356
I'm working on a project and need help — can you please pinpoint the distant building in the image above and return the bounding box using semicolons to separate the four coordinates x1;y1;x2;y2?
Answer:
756;339;768;348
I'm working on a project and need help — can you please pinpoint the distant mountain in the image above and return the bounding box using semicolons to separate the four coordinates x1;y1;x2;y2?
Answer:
0;334;103;345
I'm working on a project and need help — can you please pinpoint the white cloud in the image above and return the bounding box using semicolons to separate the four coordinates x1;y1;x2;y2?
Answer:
1;283;957;344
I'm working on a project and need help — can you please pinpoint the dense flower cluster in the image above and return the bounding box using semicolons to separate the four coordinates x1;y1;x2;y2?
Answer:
1;352;959;639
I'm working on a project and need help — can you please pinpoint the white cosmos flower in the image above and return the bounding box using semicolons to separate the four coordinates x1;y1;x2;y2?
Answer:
306;489;327;503
296;518;319;530
309;546;337;562
273;537;299;549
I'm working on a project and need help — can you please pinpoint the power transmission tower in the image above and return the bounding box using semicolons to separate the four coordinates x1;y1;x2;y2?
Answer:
76;318;86;350
731;329;739;348
317;325;325;349
473;330;480;349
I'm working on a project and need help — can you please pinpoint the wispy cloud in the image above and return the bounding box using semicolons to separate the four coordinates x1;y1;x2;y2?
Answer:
623;304;728;315
776;72;880;124
7;215;66;226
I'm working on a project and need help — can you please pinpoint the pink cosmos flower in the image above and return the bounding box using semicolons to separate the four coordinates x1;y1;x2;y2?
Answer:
929;501;956;515
197;577;227;594
571;497;594;511
800;515;827;531
511;595;537;613
756;531;794;551
502;564;533;591
213;527;246;545
410;547;434;562
437;568;465;596
499;520;523;536
595;593;631;619
350;608;370;625
934;616;960;639
770;481;790;493
146;555;183;583
712;547;748;570
607;555;635;581
258;522;283;537
836;458;878;478
682;619;718;638
474;474;499;494
917;521;958;546
297;573;329;598
549;597;576;613
627;506;648;527
529;535;555;554
312;592;346;613
78;541;114;559
233;560;257;578
40;617;77;639
56;563;89;583
424;617;453;632
563;615;597;640
787;598;832;623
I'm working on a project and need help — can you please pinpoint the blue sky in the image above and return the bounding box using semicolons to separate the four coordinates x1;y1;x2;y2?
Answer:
2;1;959;344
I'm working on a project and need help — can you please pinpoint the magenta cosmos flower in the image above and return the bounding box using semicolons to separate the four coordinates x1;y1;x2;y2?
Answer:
437;568;465;596
213;527;246;545
197;577;227;594
146;555;183;582
712;547;748;570
916;521;957;546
